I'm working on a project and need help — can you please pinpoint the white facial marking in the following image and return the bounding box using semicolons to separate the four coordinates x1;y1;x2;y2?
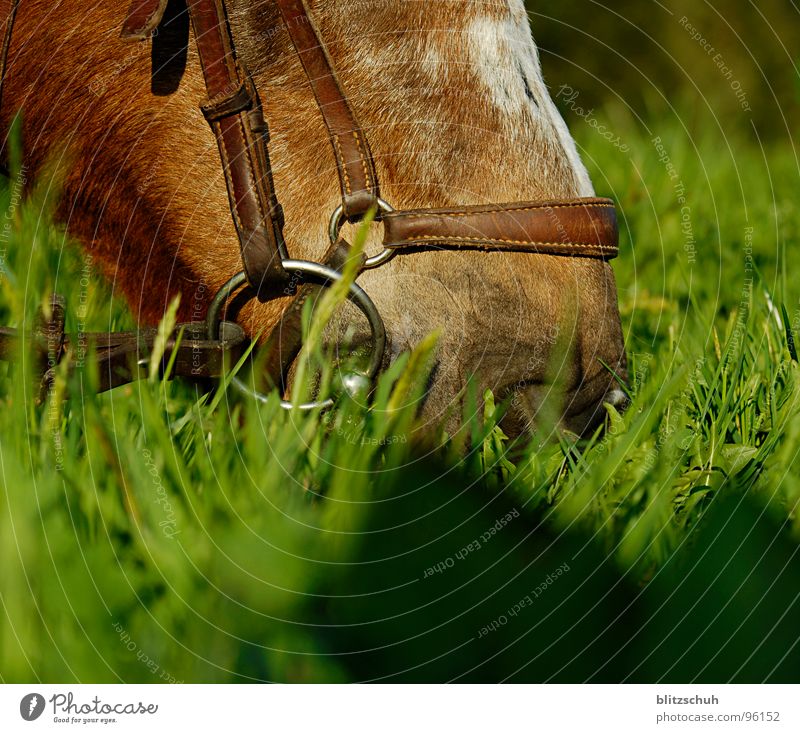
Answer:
468;14;540;119
468;2;594;195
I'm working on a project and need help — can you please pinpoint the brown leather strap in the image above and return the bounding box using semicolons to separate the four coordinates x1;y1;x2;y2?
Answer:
121;0;169;40
124;0;290;293
274;0;379;220
0;295;246;397
183;0;288;294
382;198;619;259
262;238;358;390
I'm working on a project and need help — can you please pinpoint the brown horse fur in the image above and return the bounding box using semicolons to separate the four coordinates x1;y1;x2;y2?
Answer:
2;0;627;433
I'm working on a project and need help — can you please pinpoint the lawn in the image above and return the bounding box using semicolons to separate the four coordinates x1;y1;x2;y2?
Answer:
1;102;798;683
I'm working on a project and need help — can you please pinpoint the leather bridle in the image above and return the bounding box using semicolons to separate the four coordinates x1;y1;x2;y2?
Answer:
0;0;620;408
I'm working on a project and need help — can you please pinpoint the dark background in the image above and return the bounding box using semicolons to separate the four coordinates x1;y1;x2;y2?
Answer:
530;0;799;139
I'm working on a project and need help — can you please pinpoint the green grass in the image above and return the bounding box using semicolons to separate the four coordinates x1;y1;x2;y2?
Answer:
1;106;799;682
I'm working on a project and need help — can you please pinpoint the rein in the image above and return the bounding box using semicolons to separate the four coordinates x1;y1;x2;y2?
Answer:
0;0;620;407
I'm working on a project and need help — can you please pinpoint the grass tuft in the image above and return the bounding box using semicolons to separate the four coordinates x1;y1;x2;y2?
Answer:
1;106;799;682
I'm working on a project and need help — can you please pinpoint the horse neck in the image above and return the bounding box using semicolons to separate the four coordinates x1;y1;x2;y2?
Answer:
236;0;593;211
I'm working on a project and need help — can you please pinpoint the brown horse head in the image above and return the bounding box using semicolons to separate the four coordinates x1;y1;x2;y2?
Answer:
3;0;627;434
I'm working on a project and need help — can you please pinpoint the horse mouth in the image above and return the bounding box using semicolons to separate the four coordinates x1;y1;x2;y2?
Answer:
498;370;630;438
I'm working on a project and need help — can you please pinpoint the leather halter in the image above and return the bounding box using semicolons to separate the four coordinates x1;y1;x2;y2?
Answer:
0;0;621;404
120;0;619;286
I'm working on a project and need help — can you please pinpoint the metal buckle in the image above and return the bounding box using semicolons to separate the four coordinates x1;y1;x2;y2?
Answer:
328;198;397;271
206;261;386;410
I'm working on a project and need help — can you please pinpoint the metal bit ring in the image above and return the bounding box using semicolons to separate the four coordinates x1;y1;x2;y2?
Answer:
207;261;386;410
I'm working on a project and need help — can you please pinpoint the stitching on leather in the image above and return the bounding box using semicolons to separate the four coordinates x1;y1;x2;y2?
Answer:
332;134;352;195
390;236;617;251
236;115;267;222
352;130;372;191
219;116;266;242
217;122;245;236
388;202;615;222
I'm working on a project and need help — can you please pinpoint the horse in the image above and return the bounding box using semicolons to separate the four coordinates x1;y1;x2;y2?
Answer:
0;0;627;434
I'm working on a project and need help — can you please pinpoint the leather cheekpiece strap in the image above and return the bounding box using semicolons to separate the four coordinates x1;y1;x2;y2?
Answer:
261;238;359;389
382;198;619;260
185;0;288;295
274;0;380;220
